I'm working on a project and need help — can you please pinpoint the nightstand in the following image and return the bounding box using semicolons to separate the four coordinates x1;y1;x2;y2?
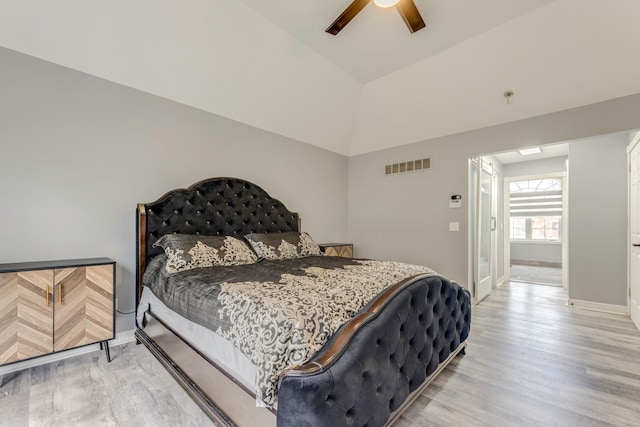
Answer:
319;243;353;258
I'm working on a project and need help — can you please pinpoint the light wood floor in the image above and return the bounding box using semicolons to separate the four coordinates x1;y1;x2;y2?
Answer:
510;265;563;286
1;282;639;426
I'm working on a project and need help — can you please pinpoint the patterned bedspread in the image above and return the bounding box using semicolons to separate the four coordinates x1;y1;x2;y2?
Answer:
142;255;436;407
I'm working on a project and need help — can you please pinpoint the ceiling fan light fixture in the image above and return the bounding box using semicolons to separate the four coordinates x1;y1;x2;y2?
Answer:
326;0;424;35
373;0;400;8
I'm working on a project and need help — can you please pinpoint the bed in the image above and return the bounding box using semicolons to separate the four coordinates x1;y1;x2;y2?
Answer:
135;177;471;427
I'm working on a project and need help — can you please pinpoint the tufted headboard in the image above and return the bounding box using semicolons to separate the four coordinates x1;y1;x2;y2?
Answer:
136;177;300;293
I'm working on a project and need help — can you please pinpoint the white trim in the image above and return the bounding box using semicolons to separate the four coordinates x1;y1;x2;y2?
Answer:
567;299;629;316
504;171;567;182
468;159;476;303
628;132;640;331
633;313;640;332
627;131;640;154
561;169;569;290
510;240;562;245
0;329;137;375
496;275;507;287
503;179;511;284
110;329;137;346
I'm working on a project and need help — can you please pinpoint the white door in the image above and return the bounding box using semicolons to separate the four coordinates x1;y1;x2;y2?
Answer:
475;160;495;302
630;248;640;330
629;135;640;329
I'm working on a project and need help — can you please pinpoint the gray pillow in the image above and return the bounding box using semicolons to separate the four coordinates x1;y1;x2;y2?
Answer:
244;232;322;260
153;234;258;274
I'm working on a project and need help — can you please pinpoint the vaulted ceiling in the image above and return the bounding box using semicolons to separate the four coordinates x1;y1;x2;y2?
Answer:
1;0;639;156
240;0;556;84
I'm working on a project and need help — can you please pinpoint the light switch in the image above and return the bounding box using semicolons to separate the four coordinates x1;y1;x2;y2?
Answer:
449;222;459;232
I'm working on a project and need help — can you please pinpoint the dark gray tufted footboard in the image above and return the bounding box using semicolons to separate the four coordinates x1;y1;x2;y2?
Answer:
277;274;471;427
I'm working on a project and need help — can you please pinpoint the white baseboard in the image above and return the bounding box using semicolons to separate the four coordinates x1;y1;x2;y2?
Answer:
567;299;629;316
496;276;507;287
632;315;640;332
110;329;137;347
0;329;137;376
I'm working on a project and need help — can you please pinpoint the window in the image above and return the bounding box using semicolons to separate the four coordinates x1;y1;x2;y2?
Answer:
510;217;526;239
509;178;562;242
510;215;561;241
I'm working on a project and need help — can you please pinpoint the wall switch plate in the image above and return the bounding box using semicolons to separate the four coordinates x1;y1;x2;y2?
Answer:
449;222;459;231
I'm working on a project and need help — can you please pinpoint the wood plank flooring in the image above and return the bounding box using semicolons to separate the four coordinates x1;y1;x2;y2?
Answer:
0;342;214;426
510;265;563;286
1;282;639;426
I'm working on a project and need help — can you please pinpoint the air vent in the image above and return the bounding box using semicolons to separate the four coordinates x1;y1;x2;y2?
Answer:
385;158;431;176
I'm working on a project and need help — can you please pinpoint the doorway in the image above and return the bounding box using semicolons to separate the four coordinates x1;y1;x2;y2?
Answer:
469;146;569;304
504;173;567;287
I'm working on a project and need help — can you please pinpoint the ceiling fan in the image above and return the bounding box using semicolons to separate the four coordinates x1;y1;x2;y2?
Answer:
326;0;426;35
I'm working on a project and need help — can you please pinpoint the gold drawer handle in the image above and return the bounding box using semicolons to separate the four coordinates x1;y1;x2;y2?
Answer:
58;284;63;305
45;285;51;308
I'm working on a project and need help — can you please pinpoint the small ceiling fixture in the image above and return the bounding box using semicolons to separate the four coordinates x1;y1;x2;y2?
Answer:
518;147;542;156
504;90;514;104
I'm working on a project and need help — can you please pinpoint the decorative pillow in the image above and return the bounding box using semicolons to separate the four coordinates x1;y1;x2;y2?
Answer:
153;234;258;274
244;231;322;260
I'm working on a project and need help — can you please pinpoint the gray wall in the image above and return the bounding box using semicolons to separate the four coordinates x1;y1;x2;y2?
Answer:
0;47;349;331
568;134;628;305
503;156;568;177
348;95;639;308
510;243;562;265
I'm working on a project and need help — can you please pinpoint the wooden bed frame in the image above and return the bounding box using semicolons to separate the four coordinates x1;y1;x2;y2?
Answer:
135;177;471;427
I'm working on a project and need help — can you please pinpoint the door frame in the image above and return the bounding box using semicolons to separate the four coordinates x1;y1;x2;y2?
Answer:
627;132;640;330
469;157;499;304
503;171;568;289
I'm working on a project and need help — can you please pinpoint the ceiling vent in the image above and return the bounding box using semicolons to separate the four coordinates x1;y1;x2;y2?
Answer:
385;158;431;175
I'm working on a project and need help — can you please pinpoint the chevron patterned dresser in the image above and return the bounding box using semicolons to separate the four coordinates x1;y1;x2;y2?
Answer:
0;258;115;366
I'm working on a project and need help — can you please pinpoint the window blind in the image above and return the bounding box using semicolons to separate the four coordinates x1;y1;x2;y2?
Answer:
510;190;562;217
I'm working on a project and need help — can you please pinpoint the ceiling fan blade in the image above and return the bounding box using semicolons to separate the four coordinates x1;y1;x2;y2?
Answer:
395;0;426;33
326;0;371;35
